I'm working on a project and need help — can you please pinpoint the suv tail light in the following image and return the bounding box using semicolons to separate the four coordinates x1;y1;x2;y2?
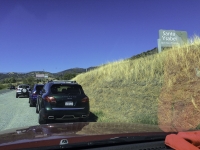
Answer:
44;96;56;103
82;97;89;103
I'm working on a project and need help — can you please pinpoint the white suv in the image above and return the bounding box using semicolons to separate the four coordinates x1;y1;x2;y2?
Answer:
16;84;31;98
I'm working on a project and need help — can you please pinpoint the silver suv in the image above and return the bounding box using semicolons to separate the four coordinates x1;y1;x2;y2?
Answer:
16;84;31;98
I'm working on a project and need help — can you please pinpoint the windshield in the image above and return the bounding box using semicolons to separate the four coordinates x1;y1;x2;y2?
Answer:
0;0;200;149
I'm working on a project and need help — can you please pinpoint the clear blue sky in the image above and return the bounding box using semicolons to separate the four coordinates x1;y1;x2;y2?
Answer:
1;0;200;73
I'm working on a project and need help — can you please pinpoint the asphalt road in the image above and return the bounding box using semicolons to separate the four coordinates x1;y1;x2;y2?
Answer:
0;89;13;95
0;90;39;132
0;90;96;132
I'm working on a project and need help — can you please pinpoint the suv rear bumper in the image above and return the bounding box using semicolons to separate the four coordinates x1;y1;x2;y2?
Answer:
42;108;90;120
30;96;37;102
16;92;29;96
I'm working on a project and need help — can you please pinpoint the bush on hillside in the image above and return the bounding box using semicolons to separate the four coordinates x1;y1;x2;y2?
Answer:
23;76;35;87
62;73;77;80
0;84;6;90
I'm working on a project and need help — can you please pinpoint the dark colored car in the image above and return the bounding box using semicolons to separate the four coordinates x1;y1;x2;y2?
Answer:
9;85;15;90
29;84;44;107
36;80;90;124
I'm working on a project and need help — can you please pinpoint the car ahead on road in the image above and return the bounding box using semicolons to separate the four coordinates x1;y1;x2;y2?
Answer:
9;85;15;90
36;80;90;124
16;84;31;98
29;84;44;107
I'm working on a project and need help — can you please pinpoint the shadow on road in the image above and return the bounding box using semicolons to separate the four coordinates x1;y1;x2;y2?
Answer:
18;96;29;98
88;112;98;122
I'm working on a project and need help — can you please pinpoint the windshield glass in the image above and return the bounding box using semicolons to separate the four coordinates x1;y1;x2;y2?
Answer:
0;0;200;148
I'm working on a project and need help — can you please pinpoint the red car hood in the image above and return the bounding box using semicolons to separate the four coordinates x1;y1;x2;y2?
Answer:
0;122;190;149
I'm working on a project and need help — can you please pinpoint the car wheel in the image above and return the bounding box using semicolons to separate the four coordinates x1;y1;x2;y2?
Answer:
36;103;39;113
29;100;33;107
38;109;48;124
16;94;18;98
79;117;88;122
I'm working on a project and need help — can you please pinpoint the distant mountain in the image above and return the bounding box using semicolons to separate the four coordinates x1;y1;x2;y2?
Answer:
0;73;8;80
55;67;98;75
55;68;86;75
128;47;158;60
87;66;98;71
0;47;160;81
0;66;99;80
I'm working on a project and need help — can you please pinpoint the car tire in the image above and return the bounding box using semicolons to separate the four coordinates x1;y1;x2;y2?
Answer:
29;100;33;107
36;103;39;113
79;117;88;122
38;109;48;124
16;94;18;98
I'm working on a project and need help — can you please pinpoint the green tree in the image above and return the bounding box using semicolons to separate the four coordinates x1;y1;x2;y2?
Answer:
10;77;16;83
63;73;77;80
0;80;5;84
23;76;35;87
0;84;6;90
4;78;9;83
36;79;41;83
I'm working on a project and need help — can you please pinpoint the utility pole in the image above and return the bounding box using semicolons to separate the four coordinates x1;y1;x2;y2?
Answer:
43;69;44;82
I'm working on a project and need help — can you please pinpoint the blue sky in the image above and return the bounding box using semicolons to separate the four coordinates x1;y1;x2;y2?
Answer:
0;0;200;73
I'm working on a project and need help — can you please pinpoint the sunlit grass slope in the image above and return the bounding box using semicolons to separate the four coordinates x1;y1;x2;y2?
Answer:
73;35;200;128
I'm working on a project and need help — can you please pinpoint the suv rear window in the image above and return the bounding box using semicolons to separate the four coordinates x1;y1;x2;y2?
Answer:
36;85;44;91
50;84;82;95
19;85;29;88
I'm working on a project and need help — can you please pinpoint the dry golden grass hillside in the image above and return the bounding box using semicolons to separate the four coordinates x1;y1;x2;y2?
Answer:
72;35;200;130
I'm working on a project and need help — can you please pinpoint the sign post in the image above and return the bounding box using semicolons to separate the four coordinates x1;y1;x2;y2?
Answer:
158;30;188;53
35;74;45;80
44;74;48;78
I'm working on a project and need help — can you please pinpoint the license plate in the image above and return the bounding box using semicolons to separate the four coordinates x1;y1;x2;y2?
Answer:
65;102;73;106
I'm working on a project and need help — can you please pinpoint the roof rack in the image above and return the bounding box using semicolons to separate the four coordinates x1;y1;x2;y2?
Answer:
48;80;77;84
